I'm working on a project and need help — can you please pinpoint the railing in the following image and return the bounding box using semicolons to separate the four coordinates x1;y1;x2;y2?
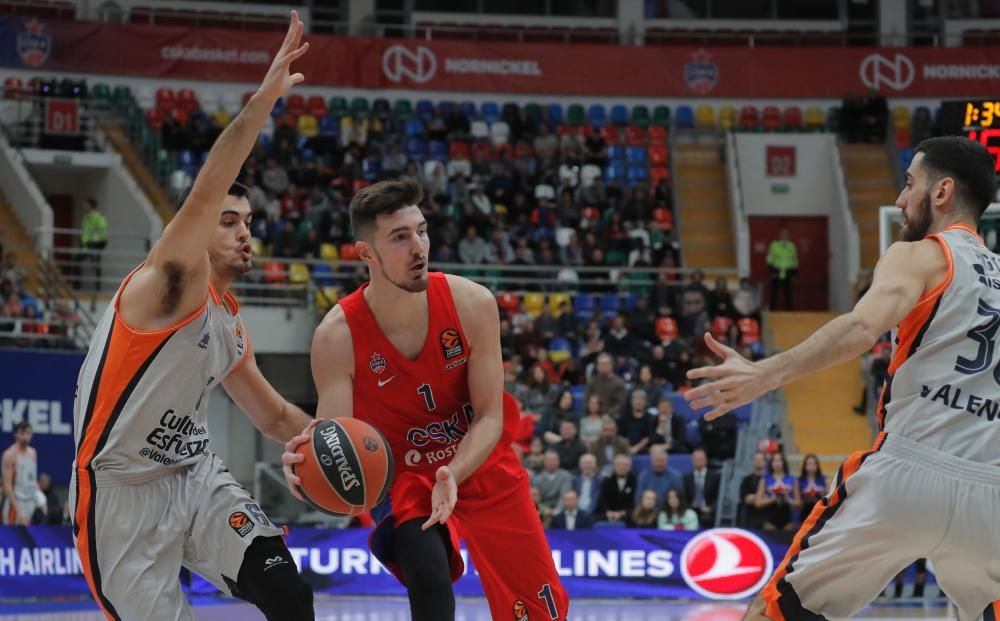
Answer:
0;95;105;153
725;131;751;279
717;392;783;527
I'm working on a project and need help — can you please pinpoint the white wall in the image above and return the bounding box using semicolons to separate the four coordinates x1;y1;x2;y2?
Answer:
0;137;53;251
734;133;856;310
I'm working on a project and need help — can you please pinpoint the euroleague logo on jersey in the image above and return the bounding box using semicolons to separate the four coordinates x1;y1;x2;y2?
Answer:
439;328;464;360
680;529;773;600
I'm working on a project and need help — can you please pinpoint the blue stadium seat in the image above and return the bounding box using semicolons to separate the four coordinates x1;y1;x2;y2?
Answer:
675;105;695;129
256;133;271;153
626;166;649;186
631;454;651;475
570;384;586;414
460;100;477;120
428;140;448;161
439;101;454;117
607;145;626;161
587;104;607;128
270;97;285;119
623;291;640;310
404;118;425;136
547;103;564;125
684;421;703;450
310;263;335;286
176;150;195;168
362;158;381;181
669;452;694;476
899;147;915;172
372;97;390;117
626;147;647;163
415;99;434;120
600;292;621;317
574;292;596;321
481;101;500;123
593;520;627;529
610;104;629;126
404;138;427;160
318;116;339;137
604;161;625;184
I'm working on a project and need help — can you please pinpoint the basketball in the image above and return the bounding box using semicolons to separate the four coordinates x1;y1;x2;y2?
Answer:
292;418;394;517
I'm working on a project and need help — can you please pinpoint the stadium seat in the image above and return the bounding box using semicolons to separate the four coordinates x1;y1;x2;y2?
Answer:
607;145;626;161
674;105;694;129
489;121;511;145
739;106;760;131
783;106;804;131
362;158;381;181
288;263;310;285
600;292;621;318
648;124;667;143
481;101;500;123
319;243;338;261
296;114;319;138
762;106;782;132
604;161;625;184
470;120;490;139
350;97;370;118
319;116;339;137
631;105;650;128
652;207;673;232
580;164;602;187
405;117;425;137
712;315;735;340
548;292;571;316
738;317;761;345
249;238;264;257
315;286;339;312
372;98;390;117
339;244;359;262
626;147;646;164
652;105;671;127
459;100;477;120
306;95;327;118
650;166;670;187
655;317;679;343
327;96;348;118
565;104;584;126
892;106;911;130
496;292;520;314
549;338;572;363
262;262;287;284
610;104;629;126
826;107;842;132
501;102;519;122
626;166;648;186
428;140;448;161
694;105;715;128
415;99;434;120
155;88;175;112
145;107;165;129
570;384;586;413
176;88;198;113
574;293;596;321
523;293;545;318
895;127;911;150
648;144;668;166
601;124;621;145
804;106;826;130
285;93;305;115
718;106;736;130
392;99;413;119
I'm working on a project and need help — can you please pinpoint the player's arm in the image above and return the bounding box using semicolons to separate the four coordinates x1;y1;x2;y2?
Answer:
281;307;355;497
120;13;309;326
222;353;312;444
444;277;505;485
685;239;948;419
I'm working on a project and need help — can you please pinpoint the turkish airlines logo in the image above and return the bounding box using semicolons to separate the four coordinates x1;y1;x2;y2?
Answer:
860;53;915;91
680;529;773;600
383;45;437;83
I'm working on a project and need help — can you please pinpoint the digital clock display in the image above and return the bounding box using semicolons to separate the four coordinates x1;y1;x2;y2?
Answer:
940;99;1000;172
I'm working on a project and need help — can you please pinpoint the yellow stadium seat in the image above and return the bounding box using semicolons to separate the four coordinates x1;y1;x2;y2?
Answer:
211;108;231;127
250;238;264;257
548;292;571;317
718;106;736;130
316;286;339;312
289;263;310;285
549;348;571;364
892;106;911;130
694;105;716;129
804;106;826;129
297;114;319;138
320;243;338;261
523;292;545;319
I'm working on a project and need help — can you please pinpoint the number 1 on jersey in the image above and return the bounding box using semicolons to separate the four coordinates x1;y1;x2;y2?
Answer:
418;384;436;411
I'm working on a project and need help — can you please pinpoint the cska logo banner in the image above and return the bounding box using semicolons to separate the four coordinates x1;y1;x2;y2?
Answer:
17;18;51;67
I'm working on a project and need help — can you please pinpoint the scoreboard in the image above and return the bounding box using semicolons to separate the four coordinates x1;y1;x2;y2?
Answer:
939;99;1000;172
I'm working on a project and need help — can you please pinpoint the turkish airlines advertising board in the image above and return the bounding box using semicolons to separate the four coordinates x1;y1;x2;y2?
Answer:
3;15;1000;97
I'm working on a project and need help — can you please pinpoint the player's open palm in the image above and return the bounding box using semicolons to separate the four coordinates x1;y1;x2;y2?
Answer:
257;10;310;102
422;466;458;530
684;333;772;420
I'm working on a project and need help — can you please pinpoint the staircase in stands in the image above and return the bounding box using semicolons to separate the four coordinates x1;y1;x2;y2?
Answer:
673;143;736;269
839;143;899;271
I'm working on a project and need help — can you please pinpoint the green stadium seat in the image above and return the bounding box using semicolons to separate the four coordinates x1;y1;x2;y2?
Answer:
631;105;650;128
392;99;414;120
111;85;132;103
91;83;111;102
350;97;370;118
652;105;671;127
525;102;542;120
566;104;585;126
328;96;348;118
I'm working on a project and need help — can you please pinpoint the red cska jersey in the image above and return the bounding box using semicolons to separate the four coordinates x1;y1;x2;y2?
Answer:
338;273;516;482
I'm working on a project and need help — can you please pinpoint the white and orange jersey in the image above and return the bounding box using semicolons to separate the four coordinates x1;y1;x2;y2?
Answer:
72;267;249;481
5;446;37;504
878;224;1000;464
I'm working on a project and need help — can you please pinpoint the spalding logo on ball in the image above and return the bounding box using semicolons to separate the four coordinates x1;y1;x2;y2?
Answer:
292;418;394;517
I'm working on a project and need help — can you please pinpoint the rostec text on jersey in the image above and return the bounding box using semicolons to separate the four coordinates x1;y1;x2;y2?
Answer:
405;404;473;448
320;424;360;491
143;409;209;459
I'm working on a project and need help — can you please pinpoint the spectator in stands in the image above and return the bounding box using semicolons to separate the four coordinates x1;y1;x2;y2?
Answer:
1;279;21;318
697;408;738;463
533;124;558;162
593;417;631;477
618;389;656;455
911;107;933;146
557;300;578;340
739;451;768;529
34;473;60;525
635;446;683;506
244;173;267;213
604;314;636;360
2;253;25;295
578;395;605;448
271;220;299;259
651;398;688;453
534;303;558;339
550;489;593;530
708;277;733;317
573;453;602;516
756;452;801;531
486;228;514;264
445;106;470;140
533;449;573;512
632;364;663;407
586;353;628;417
679;289;709;342
798;454;828;520
551;420;587;473
560;230;585;266
380;144;406;173
733;276;761;318
447;150;472;180
629;490;661;528
766;226;798;310
80;198;108;290
596;454;636;524
628;297;657;344
684;449;721;528
523;364;559;417
538;389;576;442
530;486;554;529
522;436;545;474
658;488;699;531
458;225;488;264
262;157;290;195
861;87;888;143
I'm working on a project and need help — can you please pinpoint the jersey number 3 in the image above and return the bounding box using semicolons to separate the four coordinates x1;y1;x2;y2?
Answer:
955;298;1000;384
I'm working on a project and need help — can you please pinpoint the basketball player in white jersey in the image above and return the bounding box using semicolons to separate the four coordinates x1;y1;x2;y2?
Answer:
685;136;1000;621
2;421;38;525
69;12;315;621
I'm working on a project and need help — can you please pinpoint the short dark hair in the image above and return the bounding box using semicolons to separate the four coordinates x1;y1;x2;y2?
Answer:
349;176;423;241
177;181;249;210
86;198;97;209
14;421;31;433
915;136;997;220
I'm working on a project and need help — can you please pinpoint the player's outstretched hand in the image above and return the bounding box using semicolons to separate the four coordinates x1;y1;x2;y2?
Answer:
256;10;310;103
282;419;319;502
422;466;458;531
683;332;773;420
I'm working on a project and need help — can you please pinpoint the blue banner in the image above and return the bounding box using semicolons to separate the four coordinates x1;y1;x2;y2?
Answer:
0;526;790;601
0;350;83;486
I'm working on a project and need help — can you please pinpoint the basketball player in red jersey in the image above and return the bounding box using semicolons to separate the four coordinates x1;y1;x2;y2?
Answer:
283;177;569;621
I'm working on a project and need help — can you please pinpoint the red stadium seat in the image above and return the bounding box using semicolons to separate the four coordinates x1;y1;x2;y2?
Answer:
624;125;645;146
601;125;621;145
650;166;670;187
285;93;305;115
449;141;470;159
493;143;513;160
782;106;803;130
738;317;761;345
581;207;601;220
496;292;520;314
172;108;189;125
652;207;673;232
339;243;359;261
145;107;165;129
3;77;23;98
307;95;327;118
648;145;668;167
557;124;575;136
739;106;760;131
762;106;782;132
471;141;491;158
176;88;199;114
262;262;287;284
352;179;370;194
515;141;534;158
647;125;667;143
712;315;735;340
155;88;175;112
655;317;679;343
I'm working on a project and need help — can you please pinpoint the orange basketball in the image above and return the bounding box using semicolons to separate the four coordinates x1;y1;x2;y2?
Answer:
292;418;394;517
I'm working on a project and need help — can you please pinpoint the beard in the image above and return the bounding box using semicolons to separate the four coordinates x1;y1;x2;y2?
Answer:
901;194;933;242
374;249;429;293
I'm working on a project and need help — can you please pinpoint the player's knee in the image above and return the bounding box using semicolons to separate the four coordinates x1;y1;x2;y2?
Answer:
402;552;453;597
234;535;314;621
